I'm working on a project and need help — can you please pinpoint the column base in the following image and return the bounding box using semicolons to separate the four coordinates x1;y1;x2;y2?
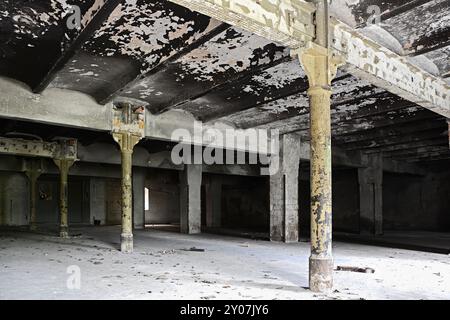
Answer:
29;224;37;231
121;233;133;253
59;226;69;238
309;255;333;293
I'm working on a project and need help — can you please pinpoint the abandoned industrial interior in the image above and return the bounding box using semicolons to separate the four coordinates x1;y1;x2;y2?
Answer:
0;0;449;301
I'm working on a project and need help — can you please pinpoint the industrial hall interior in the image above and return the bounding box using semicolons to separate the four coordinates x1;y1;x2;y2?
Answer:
0;0;449;300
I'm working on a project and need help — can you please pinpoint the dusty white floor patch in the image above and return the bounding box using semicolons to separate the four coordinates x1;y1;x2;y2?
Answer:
0;226;449;300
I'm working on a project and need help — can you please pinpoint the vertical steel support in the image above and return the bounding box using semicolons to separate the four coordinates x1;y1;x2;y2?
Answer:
24;159;43;231
113;132;142;253
53;138;77;238
54;158;74;238
297;0;342;292
112;102;145;253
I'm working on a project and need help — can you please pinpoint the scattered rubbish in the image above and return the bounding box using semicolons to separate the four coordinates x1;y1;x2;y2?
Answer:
336;266;375;273
181;247;205;252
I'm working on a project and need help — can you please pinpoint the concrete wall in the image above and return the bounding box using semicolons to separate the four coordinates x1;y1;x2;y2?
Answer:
0;172;29;226
333;169;360;233
105;179;122;225
0;172;93;226
90;178;107;225
384;170;450;231
145;169;180;225
35;175;90;224
221;176;269;232
299;168;360;235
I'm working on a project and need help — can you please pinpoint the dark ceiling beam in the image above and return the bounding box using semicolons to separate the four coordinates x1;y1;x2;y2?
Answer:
33;0;123;93
329;109;440;137
263;98;421;136
362;138;448;154
294;109;440;139
332;118;448;144
406;154;450;163
378;0;435;22
341;127;448;151
407;30;450;56
151;55;294;115
201;81;310;122
386;146;450;160
196;73;351;123
248;91;412;130
100;23;231;105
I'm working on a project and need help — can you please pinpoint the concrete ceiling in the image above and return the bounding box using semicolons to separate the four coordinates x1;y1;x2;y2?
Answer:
0;0;449;164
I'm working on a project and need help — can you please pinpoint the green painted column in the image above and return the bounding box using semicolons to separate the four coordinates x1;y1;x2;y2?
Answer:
113;131;141;253
299;43;341;292
54;159;74;238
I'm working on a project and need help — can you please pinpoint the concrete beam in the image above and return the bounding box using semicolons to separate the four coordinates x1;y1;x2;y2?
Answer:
331;19;450;118
146;110;274;154
0;77;274;155
0;77;112;131
167;0;316;48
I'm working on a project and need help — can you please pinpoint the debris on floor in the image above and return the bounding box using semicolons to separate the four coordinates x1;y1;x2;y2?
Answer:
336;266;376;273
181;247;206;252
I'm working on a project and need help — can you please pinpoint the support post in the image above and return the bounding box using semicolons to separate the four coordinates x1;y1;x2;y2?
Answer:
270;133;301;243
297;0;342;290
112;103;145;253
113;132;142;253
205;175;222;228
53;139;77;238
24;159;44;231
358;153;383;235
179;164;203;234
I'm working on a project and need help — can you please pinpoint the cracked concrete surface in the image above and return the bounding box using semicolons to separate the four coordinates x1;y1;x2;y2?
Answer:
0;226;449;300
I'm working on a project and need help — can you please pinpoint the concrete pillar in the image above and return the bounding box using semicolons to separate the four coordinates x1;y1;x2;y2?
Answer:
299;41;341;291
113;131;142;253
269;133;301;243
358;153;383;235
447;119;450;149
24;159;43;231
53;159;74;238
205;176;222;228
89;178;106;225
133;167;146;230
179;164;202;234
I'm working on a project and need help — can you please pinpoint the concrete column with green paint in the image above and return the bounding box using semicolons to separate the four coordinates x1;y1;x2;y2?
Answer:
113;131;142;253
53;138;77;238
54;158;74;238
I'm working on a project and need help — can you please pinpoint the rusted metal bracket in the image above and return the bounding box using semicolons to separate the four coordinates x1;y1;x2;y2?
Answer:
0;136;78;161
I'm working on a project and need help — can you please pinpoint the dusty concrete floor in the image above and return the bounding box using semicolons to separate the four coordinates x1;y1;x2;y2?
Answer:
0;226;449;300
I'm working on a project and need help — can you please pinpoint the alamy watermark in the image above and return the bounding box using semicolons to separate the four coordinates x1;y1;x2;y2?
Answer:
170;123;280;176
65;5;81;31
66;265;81;290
